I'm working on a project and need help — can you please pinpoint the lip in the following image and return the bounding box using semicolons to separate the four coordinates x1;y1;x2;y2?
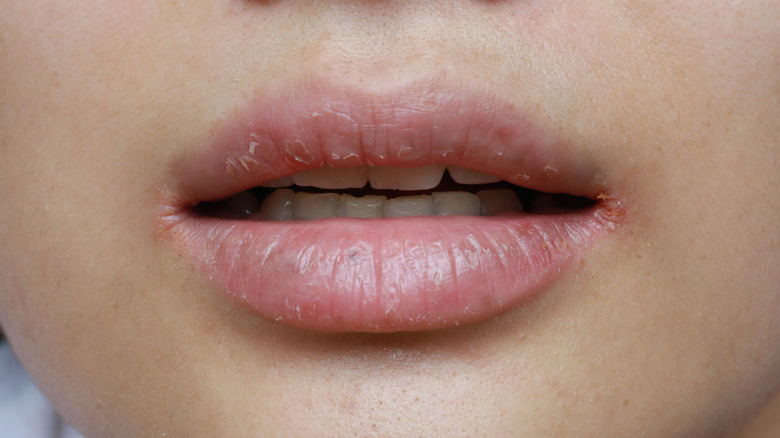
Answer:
157;80;625;332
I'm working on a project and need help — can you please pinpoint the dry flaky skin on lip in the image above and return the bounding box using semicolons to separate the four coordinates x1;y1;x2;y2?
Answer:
157;80;625;332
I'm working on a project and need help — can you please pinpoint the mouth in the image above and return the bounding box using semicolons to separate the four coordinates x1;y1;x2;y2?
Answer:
158;81;625;333
195;165;596;221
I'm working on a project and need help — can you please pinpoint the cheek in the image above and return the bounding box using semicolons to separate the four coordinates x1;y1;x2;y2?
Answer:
0;5;188;433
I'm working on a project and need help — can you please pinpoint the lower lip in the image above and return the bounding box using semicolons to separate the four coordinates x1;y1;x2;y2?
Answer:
165;207;616;332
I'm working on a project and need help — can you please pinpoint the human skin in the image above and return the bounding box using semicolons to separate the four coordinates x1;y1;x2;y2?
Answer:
0;0;779;436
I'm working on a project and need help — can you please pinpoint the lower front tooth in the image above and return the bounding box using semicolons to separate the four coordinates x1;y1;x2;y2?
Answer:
477;189;523;216
254;188;294;220
293;192;340;220
432;191;481;216
383;195;433;218
339;195;386;218
252;188;525;221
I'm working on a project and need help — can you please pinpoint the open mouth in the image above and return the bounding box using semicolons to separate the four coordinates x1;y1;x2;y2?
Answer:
159;80;623;333
195;165;595;221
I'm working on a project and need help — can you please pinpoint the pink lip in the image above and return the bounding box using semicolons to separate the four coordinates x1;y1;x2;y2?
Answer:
157;80;625;332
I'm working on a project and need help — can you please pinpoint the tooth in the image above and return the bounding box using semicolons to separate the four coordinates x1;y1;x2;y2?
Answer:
215;191;259;218
254;188;294;220
260;176;294;188
432;191;481;216
339;195;386;218
447;166;501;184
293;166;367;189
477;189;523;216
383;195;433;218
292;192;340;220
369;165;445;190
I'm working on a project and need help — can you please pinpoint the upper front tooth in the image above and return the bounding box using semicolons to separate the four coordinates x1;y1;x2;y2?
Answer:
369;165;445;190
292;165;368;189
447;166;502;184
260;176;294;188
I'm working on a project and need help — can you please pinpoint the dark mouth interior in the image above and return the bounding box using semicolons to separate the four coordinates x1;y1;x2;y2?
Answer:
195;170;596;219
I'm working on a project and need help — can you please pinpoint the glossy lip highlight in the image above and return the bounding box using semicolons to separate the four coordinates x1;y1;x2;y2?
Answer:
157;81;625;333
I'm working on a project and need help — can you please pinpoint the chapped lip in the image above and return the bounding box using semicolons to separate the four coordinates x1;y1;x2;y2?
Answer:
157;79;625;333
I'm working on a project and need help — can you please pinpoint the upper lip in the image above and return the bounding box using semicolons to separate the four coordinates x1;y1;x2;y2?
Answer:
160;79;614;212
